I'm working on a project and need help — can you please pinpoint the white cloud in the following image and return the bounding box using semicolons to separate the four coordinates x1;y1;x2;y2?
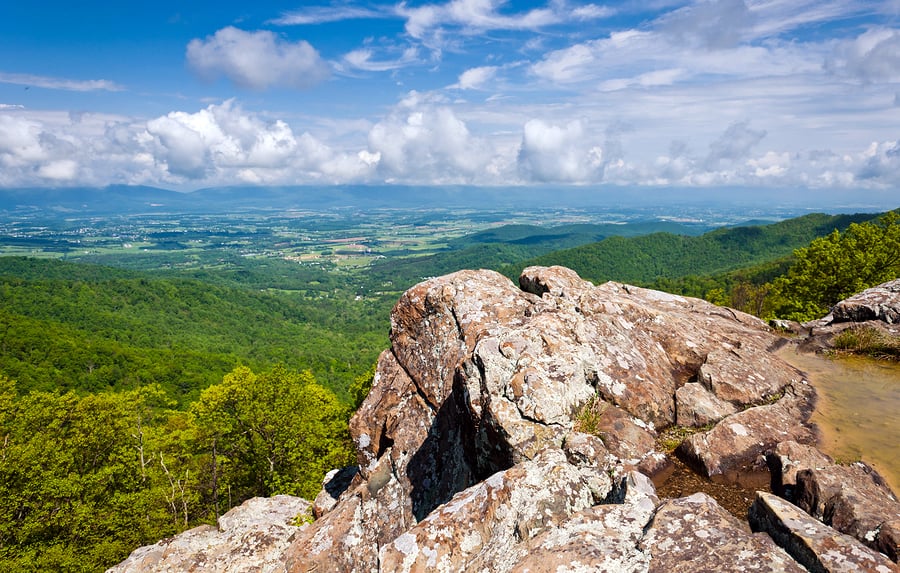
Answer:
365;91;494;183
705;121;767;169
141;100;374;182
186;27;330;90
0;71;124;92
400;0;560;46
452;66;498;89
341;46;420;72
269;4;387;25
516;119;606;182
571;3;615;20
37;159;79;181
827;28;900;83
660;0;755;49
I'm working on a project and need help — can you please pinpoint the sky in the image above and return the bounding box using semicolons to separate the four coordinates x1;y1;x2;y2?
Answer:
1;0;900;193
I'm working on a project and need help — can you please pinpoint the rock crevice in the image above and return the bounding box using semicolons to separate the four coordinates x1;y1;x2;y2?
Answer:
112;268;900;572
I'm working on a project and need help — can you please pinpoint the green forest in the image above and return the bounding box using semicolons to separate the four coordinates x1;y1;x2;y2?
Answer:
1;209;898;571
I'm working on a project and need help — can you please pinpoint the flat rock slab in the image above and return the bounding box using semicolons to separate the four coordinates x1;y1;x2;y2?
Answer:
109;495;310;573
640;492;806;573
795;462;900;562
749;491;897;573
678;380;817;487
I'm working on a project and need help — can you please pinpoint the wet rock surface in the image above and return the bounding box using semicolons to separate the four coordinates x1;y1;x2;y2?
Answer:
112;267;900;571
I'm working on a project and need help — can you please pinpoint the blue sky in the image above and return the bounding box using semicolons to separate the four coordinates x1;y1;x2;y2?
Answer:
1;0;900;193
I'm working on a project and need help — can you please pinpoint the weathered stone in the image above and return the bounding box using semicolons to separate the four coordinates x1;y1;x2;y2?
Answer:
282;453;414;573
377;448;611;573
313;465;359;518
109;495;310;573
640;493;807;573
749;491;897;573
677;379;817;487
507;471;659;573
795;462;900;562
562;430;611;471
831;279;900;324
110;268;900;573
766;440;833;499
675;382;738;427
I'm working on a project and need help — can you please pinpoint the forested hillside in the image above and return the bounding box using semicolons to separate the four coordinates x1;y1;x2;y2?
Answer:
513;212;877;284
0;257;386;403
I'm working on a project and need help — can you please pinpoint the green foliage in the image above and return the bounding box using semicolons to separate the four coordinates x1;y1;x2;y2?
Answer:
191;366;354;502
831;326;900;359
0;257;388;403
514;212;876;285
573;394;608;437
0;364;353;571
0;382;186;572
770;212;900;321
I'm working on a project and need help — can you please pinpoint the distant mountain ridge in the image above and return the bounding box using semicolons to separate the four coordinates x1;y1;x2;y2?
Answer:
3;184;896;218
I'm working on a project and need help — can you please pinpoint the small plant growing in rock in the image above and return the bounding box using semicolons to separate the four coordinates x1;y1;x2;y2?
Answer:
291;507;315;527
832;326;900;360
573;394;608;437
656;423;715;453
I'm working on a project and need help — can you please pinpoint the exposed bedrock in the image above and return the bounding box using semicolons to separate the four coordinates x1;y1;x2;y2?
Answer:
113;266;900;572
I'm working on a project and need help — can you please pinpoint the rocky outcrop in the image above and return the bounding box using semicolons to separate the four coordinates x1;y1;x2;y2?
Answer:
831;279;900;324
791;278;900;353
766;441;900;563
111;266;900;571
108;495;310;573
749;491;897;572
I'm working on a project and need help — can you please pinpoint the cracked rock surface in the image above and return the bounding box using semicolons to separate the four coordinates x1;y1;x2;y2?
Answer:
111;267;900;572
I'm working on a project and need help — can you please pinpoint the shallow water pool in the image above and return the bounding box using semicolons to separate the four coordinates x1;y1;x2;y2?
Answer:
778;346;900;493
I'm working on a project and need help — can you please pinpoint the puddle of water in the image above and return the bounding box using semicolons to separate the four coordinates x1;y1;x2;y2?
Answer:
778;346;900;494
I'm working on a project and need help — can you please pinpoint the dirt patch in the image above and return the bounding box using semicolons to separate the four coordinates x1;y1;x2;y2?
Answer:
655;455;767;523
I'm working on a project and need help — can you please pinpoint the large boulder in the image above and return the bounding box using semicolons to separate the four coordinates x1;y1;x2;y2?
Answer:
111;267;900;572
284;266;822;572
831;279;900;324
108;496;310;573
749;491;897;572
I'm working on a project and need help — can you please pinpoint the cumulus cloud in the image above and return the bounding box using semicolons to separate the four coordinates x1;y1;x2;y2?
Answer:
365;91;494;183
142;100;374;182
517;119;607;182
186;27;330;90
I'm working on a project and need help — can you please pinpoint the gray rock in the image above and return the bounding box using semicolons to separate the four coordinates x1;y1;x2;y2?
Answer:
377;448;610;573
108;495;310;573
831;279;900;324
640;493;807;573
677;380;817;487
766;440;834;500
749;491;897;573
313;465;359;518
675;382;738;427
795;462;900;562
